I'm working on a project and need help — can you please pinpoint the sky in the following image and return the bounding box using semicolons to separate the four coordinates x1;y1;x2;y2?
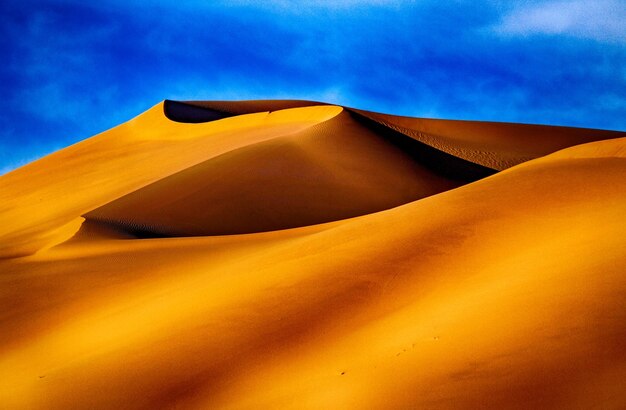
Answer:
1;0;625;174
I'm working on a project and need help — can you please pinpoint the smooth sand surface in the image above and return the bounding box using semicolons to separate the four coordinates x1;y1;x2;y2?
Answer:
0;103;342;257
85;109;465;236
1;100;625;409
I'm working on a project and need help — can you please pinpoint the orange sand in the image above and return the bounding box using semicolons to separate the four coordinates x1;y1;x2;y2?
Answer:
1;100;625;409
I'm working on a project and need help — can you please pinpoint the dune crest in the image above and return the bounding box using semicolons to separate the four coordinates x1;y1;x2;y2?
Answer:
355;108;625;169
0;100;625;409
0;102;342;257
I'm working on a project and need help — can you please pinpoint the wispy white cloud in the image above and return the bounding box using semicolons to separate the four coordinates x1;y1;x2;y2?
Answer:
492;0;626;43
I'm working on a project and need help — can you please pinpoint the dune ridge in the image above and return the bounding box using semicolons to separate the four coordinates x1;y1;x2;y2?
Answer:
85;109;491;237
354;108;624;169
0;102;342;257
0;100;625;409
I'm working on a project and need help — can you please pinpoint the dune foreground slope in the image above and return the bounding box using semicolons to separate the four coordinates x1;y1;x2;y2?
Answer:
1;100;625;409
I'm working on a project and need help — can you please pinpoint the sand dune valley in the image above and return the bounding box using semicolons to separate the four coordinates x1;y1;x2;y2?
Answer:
1;99;626;409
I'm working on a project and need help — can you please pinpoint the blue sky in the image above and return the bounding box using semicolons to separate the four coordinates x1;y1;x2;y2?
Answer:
1;0;625;174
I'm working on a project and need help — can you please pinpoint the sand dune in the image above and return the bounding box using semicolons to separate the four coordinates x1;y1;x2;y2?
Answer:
355;108;624;169
0;103;341;257
85;109;471;237
1;100;625;409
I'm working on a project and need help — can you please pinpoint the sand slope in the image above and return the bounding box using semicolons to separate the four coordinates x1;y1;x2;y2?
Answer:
0;103;342;257
0;100;625;409
355;108;624;169
85;109;468;236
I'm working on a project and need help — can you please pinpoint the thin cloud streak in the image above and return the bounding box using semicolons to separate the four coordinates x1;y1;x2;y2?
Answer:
492;0;626;43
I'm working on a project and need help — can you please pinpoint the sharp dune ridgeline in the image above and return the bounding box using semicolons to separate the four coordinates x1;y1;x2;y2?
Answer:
1;100;625;409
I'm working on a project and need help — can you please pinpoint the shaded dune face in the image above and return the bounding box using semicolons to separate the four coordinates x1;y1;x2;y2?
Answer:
86;107;488;237
1;100;626;409
355;108;625;170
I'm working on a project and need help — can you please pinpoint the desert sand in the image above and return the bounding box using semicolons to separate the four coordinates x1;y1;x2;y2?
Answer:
1;100;625;409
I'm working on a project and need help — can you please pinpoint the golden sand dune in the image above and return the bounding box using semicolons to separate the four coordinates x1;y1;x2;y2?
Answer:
0;100;625;409
86;108;465;236
0;103;341;257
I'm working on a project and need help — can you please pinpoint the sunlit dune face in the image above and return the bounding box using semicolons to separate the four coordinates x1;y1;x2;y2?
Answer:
0;100;625;409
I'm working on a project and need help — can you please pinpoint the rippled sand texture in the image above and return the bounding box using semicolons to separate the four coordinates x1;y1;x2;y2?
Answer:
1;100;625;409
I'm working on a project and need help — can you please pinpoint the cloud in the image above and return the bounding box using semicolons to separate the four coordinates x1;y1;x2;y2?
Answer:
492;0;626;43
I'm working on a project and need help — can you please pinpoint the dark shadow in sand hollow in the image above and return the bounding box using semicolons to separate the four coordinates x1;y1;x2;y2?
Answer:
347;109;497;182
164;100;232;123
